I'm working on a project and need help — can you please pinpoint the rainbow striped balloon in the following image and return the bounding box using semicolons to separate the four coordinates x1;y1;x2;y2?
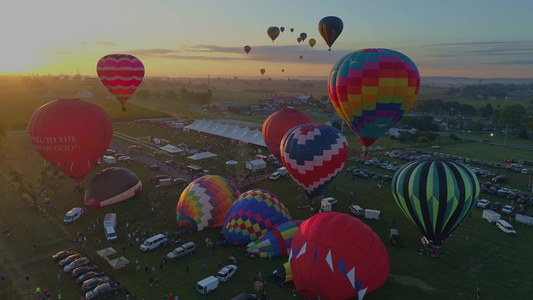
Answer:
97;54;145;111
245;220;302;258
328;49;420;148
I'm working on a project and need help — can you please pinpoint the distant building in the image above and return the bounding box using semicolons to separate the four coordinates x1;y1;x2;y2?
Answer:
387;124;417;138
77;90;94;99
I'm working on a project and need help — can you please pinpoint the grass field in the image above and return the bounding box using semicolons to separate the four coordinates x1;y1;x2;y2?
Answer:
1;76;533;300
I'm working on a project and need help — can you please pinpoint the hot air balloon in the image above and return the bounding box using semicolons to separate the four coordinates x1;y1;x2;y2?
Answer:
297;37;302;43
244;45;251;54
97;54;144;111
28;98;113;186
299;33;307;41
290;28;294;33
176;175;240;233
262;108;313;163
245;220;303;258
391;159;479;248
290;212;389;300
299;55;303;60
84;167;142;210
280;27;285;33
318;16;344;51
221;189;291;245
308;38;316;48
260;68;266;75
328;48;420;158
281;69;285;73
273;262;293;283
280;124;348;201
267;26;280;42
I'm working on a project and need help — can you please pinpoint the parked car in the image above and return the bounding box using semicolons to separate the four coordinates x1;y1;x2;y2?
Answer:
76;271;105;285
85;282;122;300
58;253;82;267
501;205;514;215
72;265;99;279
216;265;237;282
64;257;90;273
52;250;76;262
382;175;393;181
476;199;491;208
173;178;189;185
490;202;501;211
81;276;110;292
150;164;160;171
165;160;178;167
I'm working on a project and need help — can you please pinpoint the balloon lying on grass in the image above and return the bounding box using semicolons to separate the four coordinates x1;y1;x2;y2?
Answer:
280;123;348;201
28;98;113;185
391;159;479;248
328;48;420;156
84;167;142;210
97;54;145;111
245;220;303;258
221;189;291;245
290;212;389;300
262;108;313;163
177;175;240;233
272;261;293;283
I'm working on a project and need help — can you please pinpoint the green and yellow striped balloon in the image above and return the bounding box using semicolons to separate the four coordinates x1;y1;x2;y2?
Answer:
391;159;479;247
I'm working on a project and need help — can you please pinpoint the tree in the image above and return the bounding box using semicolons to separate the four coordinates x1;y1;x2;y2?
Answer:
498;104;526;129
479;103;494;120
164;90;177;99
9;167;65;209
180;88;189;99
137;90;150;99
0;120;8;148
472;120;484;133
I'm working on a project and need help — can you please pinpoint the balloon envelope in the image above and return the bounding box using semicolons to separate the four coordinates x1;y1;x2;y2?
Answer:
290;212;389;299
297;37;302;43
262;108;313;163
280;26;285;32
84;167;142;210
318;16;344;51
281;124;348;200
97;54;144;111
267;26;280;42
328;48;420;148
245;220;303;258
299;33;307;41
221;189;291;245
177;175;240;232
391;159;479;247
308;38;316;48
290;28;294;32
28;98;113;183
260;68;266;75
244;45;251;54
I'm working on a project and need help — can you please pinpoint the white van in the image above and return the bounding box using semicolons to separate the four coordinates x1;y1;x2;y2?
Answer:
103;213;117;229
64;208;83;225
197;276;219;294
364;209;381;220
104;226;118;243
496;220;516;235
140;234;167;251
349;205;364;216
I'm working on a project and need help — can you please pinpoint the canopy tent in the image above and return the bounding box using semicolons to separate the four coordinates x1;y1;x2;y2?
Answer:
183;120;266;147
188;151;218;161
226;160;238;165
96;247;117;258
160;144;184;154
108;256;130;269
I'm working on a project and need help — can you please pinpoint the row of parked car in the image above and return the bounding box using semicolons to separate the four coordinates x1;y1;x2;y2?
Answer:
52;250;121;299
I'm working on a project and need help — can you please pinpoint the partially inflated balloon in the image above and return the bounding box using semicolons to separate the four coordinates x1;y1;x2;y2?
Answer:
308;38;316;48
97;54;144;111
177;175;240;232
281;124;348;201
244;45;251;54
328;49;420;150
245;220;303;258
221;189;291;245
391;159;479;247
318;16;343;51
84;167;142;210
267;26;280;42
262;108;313;163
28;99;113;183
290;212;389;299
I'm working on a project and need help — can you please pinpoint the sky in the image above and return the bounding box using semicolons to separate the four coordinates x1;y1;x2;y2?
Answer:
1;0;533;79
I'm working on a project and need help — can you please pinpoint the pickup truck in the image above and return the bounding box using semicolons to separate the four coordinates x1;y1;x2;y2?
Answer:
85;282;122;300
166;242;197;261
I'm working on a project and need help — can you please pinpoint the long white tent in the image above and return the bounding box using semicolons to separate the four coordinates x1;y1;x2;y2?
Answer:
184;120;266;147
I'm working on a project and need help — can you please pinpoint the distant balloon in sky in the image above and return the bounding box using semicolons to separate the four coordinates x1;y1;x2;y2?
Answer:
260;68;266;75
290;28;294;33
297;37;302;43
299;55;303;60
280;27;285;33
299;33;307;41
28;98;113;184
318;16;344;51
281;69;285;73
308;38;316;48
267;26;280;42
244;45;251;54
97;54;144;111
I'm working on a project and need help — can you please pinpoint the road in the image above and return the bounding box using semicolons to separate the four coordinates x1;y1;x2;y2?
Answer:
455;134;533;151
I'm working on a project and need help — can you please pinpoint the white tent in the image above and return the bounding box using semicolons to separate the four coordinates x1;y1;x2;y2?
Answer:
160;144;184;154
245;159;267;172
188;151;218;160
